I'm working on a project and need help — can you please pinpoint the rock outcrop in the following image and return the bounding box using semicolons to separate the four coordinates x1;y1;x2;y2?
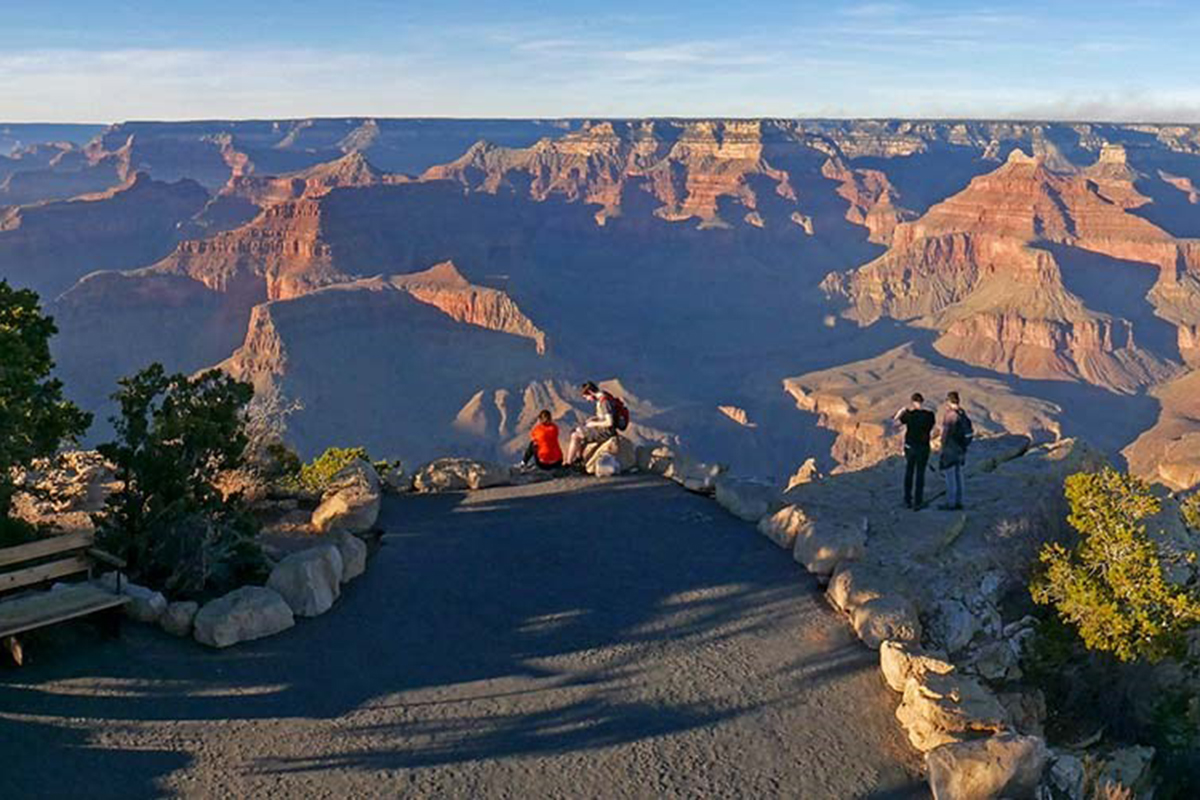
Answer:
824;148;1200;392
1124;369;1200;490
413;458;512;492
12;451;120;534
424;119;909;238
784;345;1061;472
311;459;382;534
0;173;209;299
896;671;1012;752
925;733;1049;800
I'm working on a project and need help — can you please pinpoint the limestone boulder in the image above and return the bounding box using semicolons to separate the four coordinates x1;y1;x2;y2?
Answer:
927;599;982;655
311;459;381;534
193;586;295;648
852;595;921;649
879;641;954;693
966;640;1022;683
997;688;1045;737
160;601;199;637
380;463;411;494
592;453;621;477
895;672;1011;752
1048;752;1085;800
122;582;167;624
335;532;368;583
586;437;637;476
641;445;676;475
785;458;822;492
665;454;726;495
1098;746;1155;792
926;733;1048;800
266;545;344;617
757;505;805;550
714;478;782;523
792;514;867;576
827;561;892;615
412;458;511;492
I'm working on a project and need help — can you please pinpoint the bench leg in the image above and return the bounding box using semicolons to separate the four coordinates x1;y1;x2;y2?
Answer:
98;607;123;639
2;636;23;667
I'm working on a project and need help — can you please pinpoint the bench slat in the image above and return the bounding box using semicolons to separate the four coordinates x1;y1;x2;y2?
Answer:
0;584;128;639
0;556;91;594
0;533;94;569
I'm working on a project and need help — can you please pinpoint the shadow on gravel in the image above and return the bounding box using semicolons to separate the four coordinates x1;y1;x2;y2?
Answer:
1;476;903;789
0;716;189;799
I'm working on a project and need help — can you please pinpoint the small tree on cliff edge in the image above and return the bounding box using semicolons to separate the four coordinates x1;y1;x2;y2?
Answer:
95;364;267;599
1032;467;1200;663
0;281;91;543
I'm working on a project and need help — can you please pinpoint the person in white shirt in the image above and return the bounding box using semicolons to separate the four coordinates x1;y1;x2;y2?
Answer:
563;381;616;467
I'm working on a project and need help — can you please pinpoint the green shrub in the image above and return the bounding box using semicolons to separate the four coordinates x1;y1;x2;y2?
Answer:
0;281;91;542
1031;468;1200;663
95;364;267;600
1183;493;1200;533
286;446;372;494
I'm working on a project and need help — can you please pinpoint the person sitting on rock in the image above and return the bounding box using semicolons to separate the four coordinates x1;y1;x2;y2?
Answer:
937;391;973;510
893;392;935;510
522;409;563;470
564;381;617;468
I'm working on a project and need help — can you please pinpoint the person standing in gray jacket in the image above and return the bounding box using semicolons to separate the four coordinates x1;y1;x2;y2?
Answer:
938;391;972;510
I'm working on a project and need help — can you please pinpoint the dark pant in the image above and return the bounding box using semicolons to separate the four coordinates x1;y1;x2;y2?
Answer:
523;442;562;470
904;444;930;506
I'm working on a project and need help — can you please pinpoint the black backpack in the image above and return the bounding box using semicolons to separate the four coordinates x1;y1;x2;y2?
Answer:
953;410;975;449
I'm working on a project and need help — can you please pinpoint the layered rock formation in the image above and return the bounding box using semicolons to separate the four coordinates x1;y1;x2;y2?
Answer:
826;147;1200;392
0;141;129;206
217;267;551;460
148;195;346;304
424;119;911;240
6;118;1200;490
0;172;209;298
1123;370;1200;491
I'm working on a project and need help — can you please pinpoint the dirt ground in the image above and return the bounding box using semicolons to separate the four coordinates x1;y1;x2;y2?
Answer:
0;476;926;799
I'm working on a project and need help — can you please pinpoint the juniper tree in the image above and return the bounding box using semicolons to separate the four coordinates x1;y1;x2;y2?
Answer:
0;280;91;542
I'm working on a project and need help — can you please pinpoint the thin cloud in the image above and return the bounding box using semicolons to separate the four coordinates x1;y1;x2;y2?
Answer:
839;3;908;18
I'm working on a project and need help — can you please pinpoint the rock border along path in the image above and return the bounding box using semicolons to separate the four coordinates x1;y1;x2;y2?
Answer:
705;436;1113;798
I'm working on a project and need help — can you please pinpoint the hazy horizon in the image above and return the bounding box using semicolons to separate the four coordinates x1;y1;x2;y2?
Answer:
2;0;1198;123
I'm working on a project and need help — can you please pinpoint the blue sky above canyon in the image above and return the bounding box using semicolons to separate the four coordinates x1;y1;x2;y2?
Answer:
1;0;1196;122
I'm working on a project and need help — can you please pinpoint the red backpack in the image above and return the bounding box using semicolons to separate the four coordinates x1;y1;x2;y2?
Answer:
604;393;631;431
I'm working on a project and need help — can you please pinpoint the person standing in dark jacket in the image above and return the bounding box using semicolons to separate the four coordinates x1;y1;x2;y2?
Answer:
938;391;969;510
893;392;935;510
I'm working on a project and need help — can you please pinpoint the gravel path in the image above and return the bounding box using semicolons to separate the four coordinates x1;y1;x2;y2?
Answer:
1;476;925;799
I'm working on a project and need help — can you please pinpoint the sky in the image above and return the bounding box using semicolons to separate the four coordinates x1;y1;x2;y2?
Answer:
0;0;1198;123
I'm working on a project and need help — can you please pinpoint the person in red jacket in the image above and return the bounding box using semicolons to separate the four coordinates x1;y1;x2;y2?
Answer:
522;409;563;470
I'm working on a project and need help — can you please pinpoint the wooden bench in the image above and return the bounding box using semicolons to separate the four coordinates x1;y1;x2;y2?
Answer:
0;532;128;666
